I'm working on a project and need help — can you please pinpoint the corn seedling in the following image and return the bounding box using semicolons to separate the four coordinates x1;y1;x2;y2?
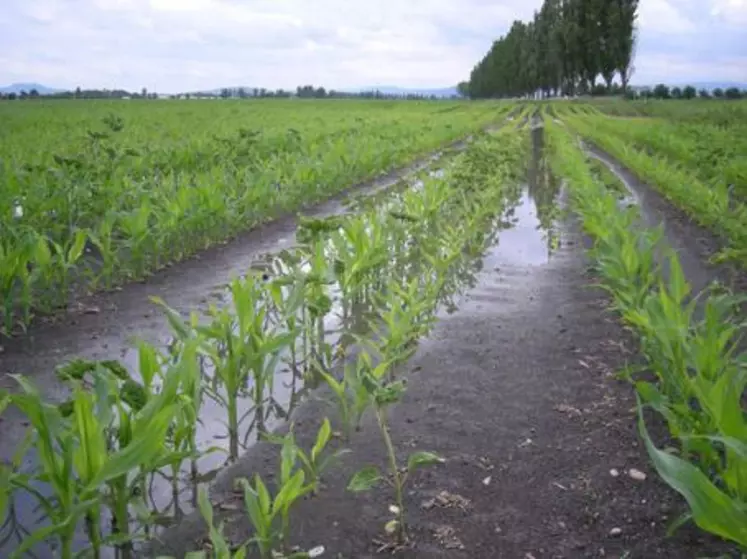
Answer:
265;418;348;495
347;348;444;545
546;119;747;549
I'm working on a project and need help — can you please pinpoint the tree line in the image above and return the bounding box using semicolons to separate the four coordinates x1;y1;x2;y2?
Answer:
466;0;639;99
1;85;452;101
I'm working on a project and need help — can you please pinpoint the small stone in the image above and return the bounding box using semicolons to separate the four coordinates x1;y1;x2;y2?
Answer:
610;469;620;477
609;527;622;537
628;468;647;481
308;545;325;558
482;476;492;486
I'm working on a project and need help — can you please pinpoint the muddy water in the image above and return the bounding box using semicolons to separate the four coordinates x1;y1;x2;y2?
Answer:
148;120;565;558
0;148;462;558
0;124;531;557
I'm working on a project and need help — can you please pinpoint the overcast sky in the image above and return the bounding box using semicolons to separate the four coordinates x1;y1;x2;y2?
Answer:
1;0;745;92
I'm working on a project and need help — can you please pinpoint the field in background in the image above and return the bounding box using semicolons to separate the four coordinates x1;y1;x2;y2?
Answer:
0;99;509;333
553;99;747;261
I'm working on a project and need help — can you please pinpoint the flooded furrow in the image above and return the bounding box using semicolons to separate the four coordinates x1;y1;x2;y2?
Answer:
150;117;565;559
582;143;729;303
0;128;521;557
0;153;471;559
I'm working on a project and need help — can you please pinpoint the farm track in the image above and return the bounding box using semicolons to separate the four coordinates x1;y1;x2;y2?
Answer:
150;126;741;558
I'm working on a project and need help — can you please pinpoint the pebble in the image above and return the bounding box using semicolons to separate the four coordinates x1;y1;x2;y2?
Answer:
609;527;622;537
628;468;647;481
609;468;620;477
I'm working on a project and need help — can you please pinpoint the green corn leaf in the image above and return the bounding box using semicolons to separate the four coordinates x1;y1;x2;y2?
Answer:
151;296;194;340
67;229;88;264
407;451;445;472
254;475;272;517
86;405;174;489
638;400;747;546
348;466;381;492
238;478;266;537
273;469;307;513
0;466;9;526
196;485;214;527
318;370;344;400
311;418;332;463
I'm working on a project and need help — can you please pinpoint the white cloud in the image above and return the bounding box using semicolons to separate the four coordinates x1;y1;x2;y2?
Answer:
638;0;696;34
710;0;747;24
0;0;744;92
634;52;747;83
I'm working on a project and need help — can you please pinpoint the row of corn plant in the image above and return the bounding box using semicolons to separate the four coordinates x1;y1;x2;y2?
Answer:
556;110;747;265
546;118;747;551
0;126;528;558
0;101;514;334
559;109;747;198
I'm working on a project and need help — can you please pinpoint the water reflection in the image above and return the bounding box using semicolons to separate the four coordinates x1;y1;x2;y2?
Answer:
1;132;560;558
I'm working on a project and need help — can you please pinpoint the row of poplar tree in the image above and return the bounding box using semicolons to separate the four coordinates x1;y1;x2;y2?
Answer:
465;0;639;99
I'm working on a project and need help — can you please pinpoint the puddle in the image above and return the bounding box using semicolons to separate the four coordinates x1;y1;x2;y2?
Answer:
485;120;560;269
0;149;498;558
0;125;556;558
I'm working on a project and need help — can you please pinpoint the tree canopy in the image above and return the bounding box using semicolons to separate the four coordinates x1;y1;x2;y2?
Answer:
467;0;639;99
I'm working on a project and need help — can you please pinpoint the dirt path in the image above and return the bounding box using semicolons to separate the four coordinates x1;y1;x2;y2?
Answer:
150;141;740;558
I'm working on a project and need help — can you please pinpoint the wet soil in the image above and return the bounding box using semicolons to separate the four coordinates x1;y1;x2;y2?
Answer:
0;144;462;453
4;123;744;558
149;146;741;558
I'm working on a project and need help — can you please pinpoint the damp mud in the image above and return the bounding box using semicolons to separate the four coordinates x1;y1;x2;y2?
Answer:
3;121;743;559
0;134;484;557
149;123;739;558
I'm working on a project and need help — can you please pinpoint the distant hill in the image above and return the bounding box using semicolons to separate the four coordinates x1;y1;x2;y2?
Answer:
0;83;65;95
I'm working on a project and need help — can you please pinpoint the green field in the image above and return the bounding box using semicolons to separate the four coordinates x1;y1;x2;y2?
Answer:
0;99;508;333
1;98;746;557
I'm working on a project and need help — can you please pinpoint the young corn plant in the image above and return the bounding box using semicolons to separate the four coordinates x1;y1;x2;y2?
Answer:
347;278;445;547
264;418;349;495
0;235;35;333
7;370;178;559
346;349;444;547
200;275;298;461
158;486;249;559
317;354;372;441
237;420;332;558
